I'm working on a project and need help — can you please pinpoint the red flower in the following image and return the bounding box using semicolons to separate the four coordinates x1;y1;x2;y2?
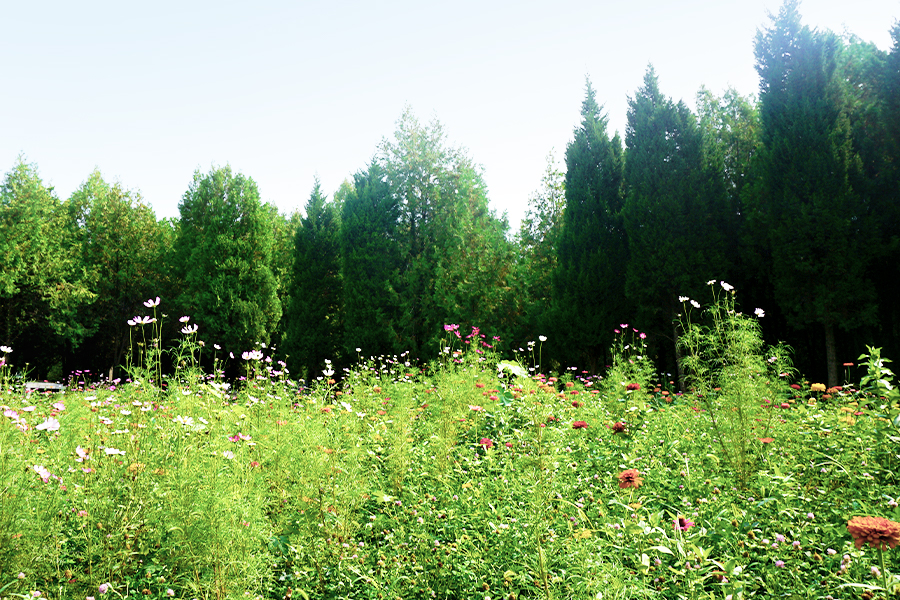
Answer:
475;382;485;388
625;383;641;391
479;437;494;449
617;469;643;489
572;421;588;429
790;384;801;390
572;400;583;408
847;516;900;551
759;437;774;444
611;421;627;433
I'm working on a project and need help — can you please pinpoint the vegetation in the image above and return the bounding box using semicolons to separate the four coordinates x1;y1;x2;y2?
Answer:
2;292;900;599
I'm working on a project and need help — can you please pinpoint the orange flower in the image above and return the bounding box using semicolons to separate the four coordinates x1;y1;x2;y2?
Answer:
617;469;643;489
847;516;900;551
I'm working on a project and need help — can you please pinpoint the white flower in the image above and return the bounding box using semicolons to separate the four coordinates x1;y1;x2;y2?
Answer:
0;346;11;353
355;348;361;352
75;446;90;462
690;300;700;309
242;350;263;361
706;279;716;286
143;297;161;308
678;296;690;303
720;281;734;291
754;308;765;318
181;324;199;335
539;335;547;342
222;450;235;460
179;316;190;323
214;344;221;350
104;447;125;456
35;417;60;432
323;368;335;378
174;415;195;427
33;464;53;482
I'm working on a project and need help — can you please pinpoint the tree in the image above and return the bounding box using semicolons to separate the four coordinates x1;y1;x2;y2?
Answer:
621;66;729;381
380;108;515;356
551;80;628;370
0;159;94;375
65;170;169;377
750;0;878;386
283;179;343;380
174;166;281;355
515;152;565;341
341;162;401;358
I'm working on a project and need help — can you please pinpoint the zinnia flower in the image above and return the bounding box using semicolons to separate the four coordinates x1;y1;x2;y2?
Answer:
846;516;900;551
479;437;493;449
810;383;826;392
572;421;588;429
611;421;627;433
625;383;641;391
617;469;643;489
674;516;695;531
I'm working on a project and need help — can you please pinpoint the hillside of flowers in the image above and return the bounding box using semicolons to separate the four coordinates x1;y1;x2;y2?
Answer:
1;292;900;600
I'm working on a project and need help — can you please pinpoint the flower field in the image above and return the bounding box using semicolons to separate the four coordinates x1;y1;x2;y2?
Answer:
1;335;900;600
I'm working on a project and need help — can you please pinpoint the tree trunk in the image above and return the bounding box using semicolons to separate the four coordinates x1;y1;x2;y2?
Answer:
673;307;685;392
824;321;837;388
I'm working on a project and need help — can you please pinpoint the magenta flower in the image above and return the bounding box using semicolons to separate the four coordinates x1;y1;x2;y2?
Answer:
479;437;494;449
674;516;694;531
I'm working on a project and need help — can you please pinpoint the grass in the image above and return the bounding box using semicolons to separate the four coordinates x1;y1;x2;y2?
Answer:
1;338;899;600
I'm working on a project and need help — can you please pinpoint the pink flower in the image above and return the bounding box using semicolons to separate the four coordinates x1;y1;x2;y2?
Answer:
572;421;588;429
674;516;694;531
33;465;52;483
479;438;494;449
35;417;60;432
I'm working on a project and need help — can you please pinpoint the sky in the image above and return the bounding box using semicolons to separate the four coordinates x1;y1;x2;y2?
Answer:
3;0;898;231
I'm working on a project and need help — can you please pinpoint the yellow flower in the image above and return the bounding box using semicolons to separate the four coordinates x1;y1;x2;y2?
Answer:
810;383;826;392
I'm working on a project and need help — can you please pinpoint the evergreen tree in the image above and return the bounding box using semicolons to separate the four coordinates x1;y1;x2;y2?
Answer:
284;179;343;379
515;152;565;341
380;108;514;355
341;162;401;358
551;80;628;370
750;0;878;385
622;66;729;381
66;170;168;377
0;159;94;376
174;166;281;355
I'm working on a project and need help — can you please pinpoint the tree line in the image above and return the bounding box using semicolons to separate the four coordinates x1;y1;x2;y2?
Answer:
2;1;898;387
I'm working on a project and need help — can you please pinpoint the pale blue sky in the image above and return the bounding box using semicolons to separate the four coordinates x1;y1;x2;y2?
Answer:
3;0;897;229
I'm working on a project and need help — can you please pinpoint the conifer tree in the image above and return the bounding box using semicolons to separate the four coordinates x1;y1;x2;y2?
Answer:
622;66;729;380
283;179;343;379
174;166;281;355
551;80;627;370
340;162;401;358
750;0;878;385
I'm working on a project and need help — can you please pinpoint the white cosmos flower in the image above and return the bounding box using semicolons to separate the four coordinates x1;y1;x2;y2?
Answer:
706;279;716;285
0;346;11;353
720;281;734;291
104;447;125;455
179;316;190;323
539;335;547;342
691;300;701;309
181;324;199;335
755;308;765;318
678;296;690;303
143;297;161;308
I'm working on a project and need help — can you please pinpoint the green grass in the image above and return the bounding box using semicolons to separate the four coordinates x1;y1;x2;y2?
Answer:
1;347;899;600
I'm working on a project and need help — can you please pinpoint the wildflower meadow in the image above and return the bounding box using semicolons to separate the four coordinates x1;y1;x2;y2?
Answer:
1;287;900;600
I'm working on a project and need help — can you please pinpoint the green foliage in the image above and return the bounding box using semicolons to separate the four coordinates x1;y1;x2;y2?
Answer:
65;170;169;377
380;108;516;356
284;178;343;380
0;159;95;369
552;79;629;371
622;66;730;379
750;0;879;386
678;282;794;487
341;162;401;358
174;166;281;354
